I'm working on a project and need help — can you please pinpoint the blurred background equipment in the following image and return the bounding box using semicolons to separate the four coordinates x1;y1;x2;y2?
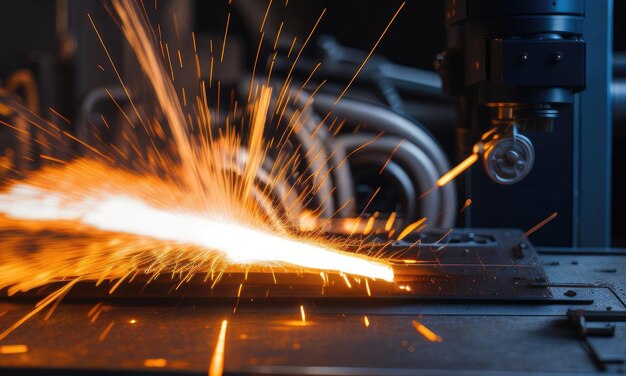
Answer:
0;1;625;375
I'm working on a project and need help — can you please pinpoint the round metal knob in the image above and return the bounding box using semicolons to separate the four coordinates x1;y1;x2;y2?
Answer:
482;134;534;185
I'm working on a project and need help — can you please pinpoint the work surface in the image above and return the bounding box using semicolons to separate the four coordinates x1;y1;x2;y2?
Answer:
0;248;625;376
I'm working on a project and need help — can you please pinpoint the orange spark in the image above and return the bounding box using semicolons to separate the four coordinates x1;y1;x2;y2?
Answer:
209;320;228;376
300;305;306;322
437;153;479;187
144;358;168;367
273;21;284;50
391;259;418;265
287;36;297;58
48;107;71;124
524;211;558;238
0;279;80;341
39;154;67;165
412;320;443;343
99;321;115;342
0;344;28;354
460;198;472;213
396;217;427;241
342;274;352;288
260;0;273;32
363;216;376;235
220;13;230;62
379;140;404;174
280;9;325;93
384;212;397;231
335;2;405;104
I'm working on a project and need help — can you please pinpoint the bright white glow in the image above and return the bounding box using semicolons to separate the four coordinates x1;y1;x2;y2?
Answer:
0;185;394;281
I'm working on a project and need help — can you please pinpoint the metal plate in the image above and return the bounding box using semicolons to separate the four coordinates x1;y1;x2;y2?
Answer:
1;229;551;300
1;230;625;375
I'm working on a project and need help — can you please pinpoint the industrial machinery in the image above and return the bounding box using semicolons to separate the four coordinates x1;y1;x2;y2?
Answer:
439;1;587;185
0;0;624;375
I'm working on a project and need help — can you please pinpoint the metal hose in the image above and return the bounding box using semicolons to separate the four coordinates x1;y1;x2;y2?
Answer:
333;135;442;226
312;94;457;228
347;155;417;228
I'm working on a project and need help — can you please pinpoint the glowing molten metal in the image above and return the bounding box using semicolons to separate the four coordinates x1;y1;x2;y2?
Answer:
0;171;393;282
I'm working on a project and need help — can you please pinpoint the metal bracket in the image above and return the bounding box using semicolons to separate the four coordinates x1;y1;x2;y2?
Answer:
567;309;626;370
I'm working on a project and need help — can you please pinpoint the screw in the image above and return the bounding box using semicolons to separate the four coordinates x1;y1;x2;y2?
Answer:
519;52;529;63
434;52;445;71
505;150;520;163
553;52;563;63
